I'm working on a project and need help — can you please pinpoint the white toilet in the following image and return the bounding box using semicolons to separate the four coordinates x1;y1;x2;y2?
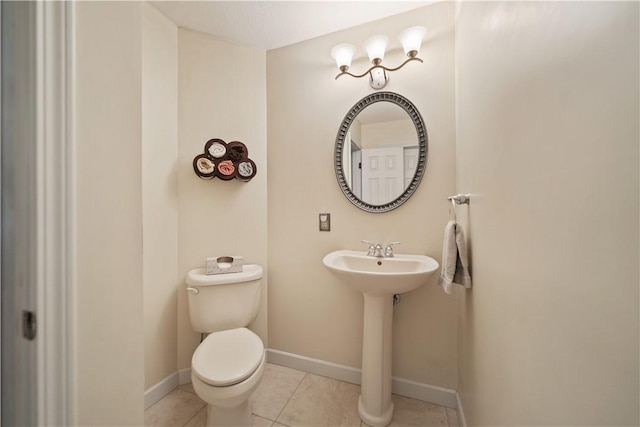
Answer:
186;264;265;427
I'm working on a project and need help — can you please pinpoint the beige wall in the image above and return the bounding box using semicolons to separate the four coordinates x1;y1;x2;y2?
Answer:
142;3;179;390
177;29;268;371
74;2;144;424
76;6;269;411
267;2;458;389
361;119;415;149
455;2;639;425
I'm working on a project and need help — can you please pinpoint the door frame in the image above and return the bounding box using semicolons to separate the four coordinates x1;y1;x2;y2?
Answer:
0;1;77;425
36;2;76;425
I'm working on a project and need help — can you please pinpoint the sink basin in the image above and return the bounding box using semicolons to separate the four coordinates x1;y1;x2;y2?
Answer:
323;250;439;295
323;249;440;426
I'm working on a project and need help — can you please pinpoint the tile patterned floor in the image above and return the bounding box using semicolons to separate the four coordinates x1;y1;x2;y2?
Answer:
145;363;460;427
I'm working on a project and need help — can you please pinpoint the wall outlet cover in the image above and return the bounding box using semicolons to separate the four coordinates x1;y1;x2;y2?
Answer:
319;213;330;231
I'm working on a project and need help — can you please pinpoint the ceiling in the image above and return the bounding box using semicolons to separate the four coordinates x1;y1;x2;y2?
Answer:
151;1;432;51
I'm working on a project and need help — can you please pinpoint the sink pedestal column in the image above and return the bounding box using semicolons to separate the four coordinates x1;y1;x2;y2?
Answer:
358;293;394;427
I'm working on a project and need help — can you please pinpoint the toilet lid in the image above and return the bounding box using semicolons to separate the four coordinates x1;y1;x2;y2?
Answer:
192;328;264;387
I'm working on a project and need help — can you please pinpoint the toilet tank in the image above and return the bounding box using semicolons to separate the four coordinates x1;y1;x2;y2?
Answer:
186;264;263;333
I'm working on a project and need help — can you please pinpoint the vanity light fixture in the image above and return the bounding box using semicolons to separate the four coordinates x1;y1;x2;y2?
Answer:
330;26;427;90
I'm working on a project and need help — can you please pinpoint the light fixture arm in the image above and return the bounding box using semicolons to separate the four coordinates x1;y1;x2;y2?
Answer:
334;56;423;81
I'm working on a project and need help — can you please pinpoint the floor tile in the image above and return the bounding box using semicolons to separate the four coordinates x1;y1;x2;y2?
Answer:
184;407;275;427
446;407;459;427
387;395;448;427
184;406;206;427
250;363;306;421
144;389;206;427
179;382;197;395
146;364;453;427
253;415;274;426
277;373;362;427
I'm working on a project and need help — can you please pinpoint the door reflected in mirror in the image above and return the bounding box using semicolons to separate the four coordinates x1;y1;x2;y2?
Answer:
334;92;427;213
343;102;419;205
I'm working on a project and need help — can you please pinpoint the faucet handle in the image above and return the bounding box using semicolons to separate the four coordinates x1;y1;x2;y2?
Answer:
384;242;401;257
362;240;376;256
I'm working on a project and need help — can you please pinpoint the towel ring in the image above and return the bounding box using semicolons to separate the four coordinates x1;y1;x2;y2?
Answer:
448;194;470;205
449;198;457;223
447;193;470;223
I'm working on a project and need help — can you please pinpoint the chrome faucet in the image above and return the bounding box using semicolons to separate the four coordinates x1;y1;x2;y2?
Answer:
362;240;401;258
362;240;382;257
384;242;400;257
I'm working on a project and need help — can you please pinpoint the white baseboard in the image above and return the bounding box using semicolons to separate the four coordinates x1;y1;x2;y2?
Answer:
456;392;468;427
178;367;192;385
267;348;362;385
144;371;179;409
391;375;457;408
266;349;457;408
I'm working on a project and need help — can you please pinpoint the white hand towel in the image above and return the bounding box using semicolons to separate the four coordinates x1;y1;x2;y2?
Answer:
437;220;472;294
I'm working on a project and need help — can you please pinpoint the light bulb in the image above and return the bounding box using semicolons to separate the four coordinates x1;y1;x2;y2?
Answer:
399;26;427;57
330;44;355;71
363;35;389;64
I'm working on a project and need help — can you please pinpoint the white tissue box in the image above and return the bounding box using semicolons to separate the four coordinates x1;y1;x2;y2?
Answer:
205;256;244;275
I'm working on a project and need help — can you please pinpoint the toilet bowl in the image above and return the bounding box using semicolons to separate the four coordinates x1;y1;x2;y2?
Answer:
186;265;265;427
191;328;265;426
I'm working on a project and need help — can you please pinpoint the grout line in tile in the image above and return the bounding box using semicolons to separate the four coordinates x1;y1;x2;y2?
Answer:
182;407;202;427
270;372;307;425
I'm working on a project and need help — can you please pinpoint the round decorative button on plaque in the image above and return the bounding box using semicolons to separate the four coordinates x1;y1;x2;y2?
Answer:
238;162;254;177
218;160;235;176
197;158;214;174
208;142;226;158
193;139;256;182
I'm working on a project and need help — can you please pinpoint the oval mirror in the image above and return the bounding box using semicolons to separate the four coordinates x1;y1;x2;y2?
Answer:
334;92;428;213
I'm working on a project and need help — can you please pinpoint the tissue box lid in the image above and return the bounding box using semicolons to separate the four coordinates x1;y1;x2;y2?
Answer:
187;264;263;286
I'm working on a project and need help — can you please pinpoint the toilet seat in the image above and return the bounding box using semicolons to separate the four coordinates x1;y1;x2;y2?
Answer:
192;327;264;387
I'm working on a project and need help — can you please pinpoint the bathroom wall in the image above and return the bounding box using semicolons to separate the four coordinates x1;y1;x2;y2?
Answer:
267;2;458;389
142;3;179;390
75;2;145;424
176;29;268;371
455;2;639;425
74;1;268;420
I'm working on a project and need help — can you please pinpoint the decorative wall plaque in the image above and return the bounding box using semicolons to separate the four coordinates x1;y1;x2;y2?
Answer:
193;138;257;182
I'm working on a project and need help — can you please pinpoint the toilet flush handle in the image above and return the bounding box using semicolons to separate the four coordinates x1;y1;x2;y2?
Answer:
187;287;200;294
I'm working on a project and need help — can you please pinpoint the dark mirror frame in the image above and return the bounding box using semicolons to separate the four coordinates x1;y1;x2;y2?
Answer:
334;92;428;213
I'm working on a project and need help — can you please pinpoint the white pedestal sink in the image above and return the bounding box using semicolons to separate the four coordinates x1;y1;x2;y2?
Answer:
323;250;439;427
